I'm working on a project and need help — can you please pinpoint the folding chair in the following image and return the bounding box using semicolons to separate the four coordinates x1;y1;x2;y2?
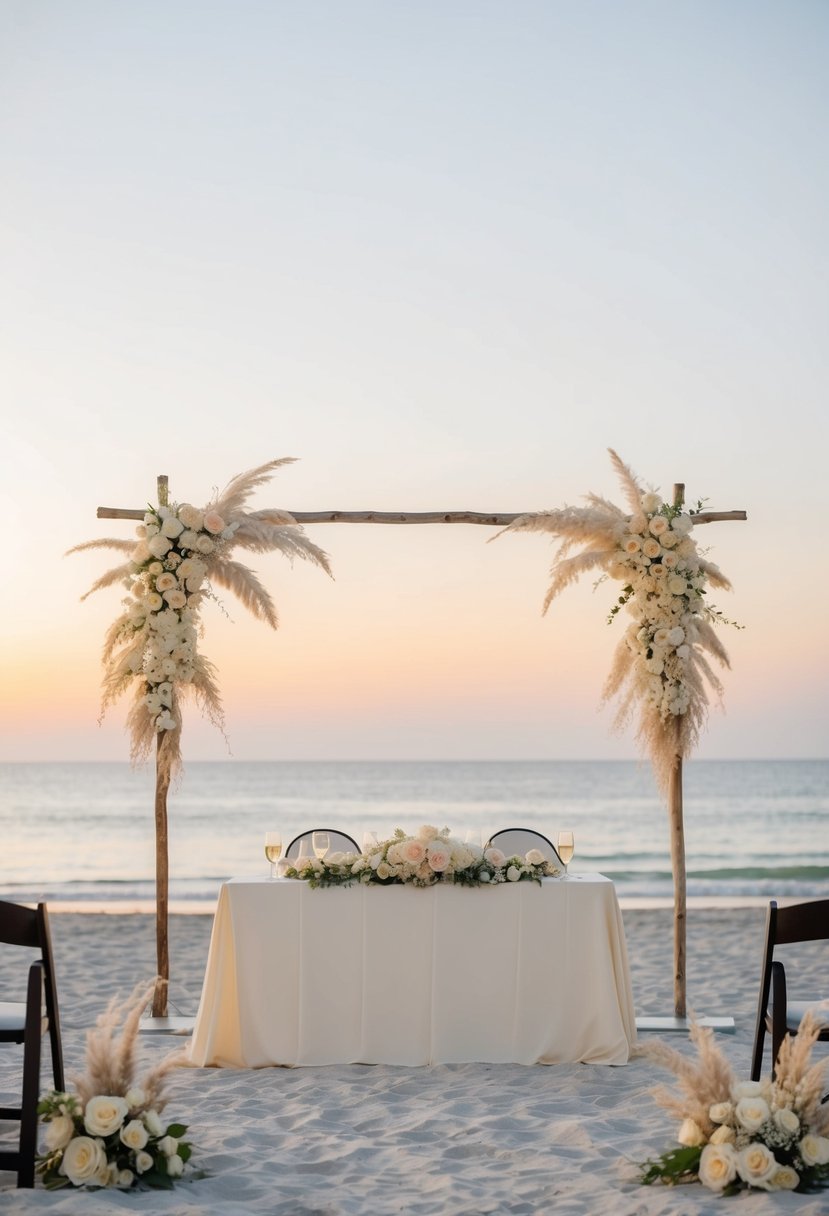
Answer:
750;898;829;1081
0;901;64;1187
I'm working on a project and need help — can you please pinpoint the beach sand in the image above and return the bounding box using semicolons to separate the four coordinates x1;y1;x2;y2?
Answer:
1;906;826;1214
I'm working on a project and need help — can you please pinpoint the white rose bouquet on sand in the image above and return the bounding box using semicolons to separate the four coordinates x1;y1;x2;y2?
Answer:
285;826;559;888
37;985;193;1191
640;1013;829;1195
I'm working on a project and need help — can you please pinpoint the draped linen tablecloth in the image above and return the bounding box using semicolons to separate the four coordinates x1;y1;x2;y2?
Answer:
187;874;636;1068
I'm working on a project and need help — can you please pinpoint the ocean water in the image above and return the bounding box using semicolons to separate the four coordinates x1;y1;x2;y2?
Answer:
0;759;826;907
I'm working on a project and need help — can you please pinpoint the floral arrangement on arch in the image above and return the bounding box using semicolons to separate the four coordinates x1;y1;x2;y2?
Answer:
37;984;194;1191
640;1013;829;1194
498;450;737;789
284;825;559;888
69;460;331;780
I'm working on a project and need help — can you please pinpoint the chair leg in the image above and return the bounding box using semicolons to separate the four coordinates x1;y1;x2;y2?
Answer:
17;963;44;1188
770;960;788;1081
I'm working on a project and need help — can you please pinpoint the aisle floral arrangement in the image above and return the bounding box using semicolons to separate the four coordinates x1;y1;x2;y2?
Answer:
69;460;331;781
497;449;739;790
640;1013;829;1195
284;825;559;888
37;985;194;1191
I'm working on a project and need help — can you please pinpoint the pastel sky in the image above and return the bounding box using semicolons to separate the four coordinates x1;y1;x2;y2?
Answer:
1;1;827;762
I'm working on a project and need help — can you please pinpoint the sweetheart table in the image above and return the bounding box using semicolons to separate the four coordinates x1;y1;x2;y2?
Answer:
187;874;636;1068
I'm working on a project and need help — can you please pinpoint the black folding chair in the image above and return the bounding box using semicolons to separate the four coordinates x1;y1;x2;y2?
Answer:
750;898;829;1081
0;901;65;1188
485;828;563;867
285;830;361;859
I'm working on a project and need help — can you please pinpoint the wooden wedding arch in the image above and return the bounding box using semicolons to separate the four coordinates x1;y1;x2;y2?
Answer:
96;473;745;1020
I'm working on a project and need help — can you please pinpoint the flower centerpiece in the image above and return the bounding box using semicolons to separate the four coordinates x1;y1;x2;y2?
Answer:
640;1013;829;1195
284;825;559;888
37;984;194;1191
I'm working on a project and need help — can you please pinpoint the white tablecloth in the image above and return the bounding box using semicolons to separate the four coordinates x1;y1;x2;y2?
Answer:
187;875;636;1068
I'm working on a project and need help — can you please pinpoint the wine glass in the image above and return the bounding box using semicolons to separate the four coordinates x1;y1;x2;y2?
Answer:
362;830;378;854
297;837;313;862
312;831;330;860
264;832;282;880
557;830;575;879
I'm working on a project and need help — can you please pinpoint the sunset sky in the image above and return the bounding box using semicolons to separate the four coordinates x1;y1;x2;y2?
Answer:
1;1;827;762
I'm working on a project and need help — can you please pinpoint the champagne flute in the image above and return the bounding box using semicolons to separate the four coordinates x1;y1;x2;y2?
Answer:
557;830;574;879
362;830;378;854
264;832;282;880
312;831;330;860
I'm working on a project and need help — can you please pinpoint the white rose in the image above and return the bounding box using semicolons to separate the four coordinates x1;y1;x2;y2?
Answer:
667;575;688;595
770;1165;799;1190
166;1152;184;1178
134;1149;154;1174
710;1124;735;1145
623;536;641;554
159;1135;179;1156
155;572;177;592
120;1119;149;1150
484;847;506;867
83;1094;129;1137
148;534;173;558
677;1117;705;1147
640;492;662;514
800;1133;829;1166
709;1101;733;1124
773;1107;800;1137
671;513;694;535
649;515;668;536
698;1143;737;1191
60;1135;107;1185
375;861;392;879
44;1113;75;1151
417;824;440;841
161;516;184;538
506;865;521;882
179;529;200;549
525;848;545;865
163;589;187;610
125;1087;146;1110
642;537;662;558
194;535;214;554
202;511;226;535
736;1142;777;1188
117;1168;134;1188
660;529;678;548
735;1096;770;1133
146;592;163;611
178;504;203;529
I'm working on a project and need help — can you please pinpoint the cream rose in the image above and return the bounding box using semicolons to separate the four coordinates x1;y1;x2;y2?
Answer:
155;573;177;592
146;592;164;611
134;1149;154;1174
737;1143;778;1188
161;516;184;538
148;535;173;558
677;1117;705;1147
709;1124;735;1145
667;575;688;595
117;1169;135;1188
525;848;545;865
506;865;521;882
417;824;440;841
163;589;187;610
196;535;215;554
60;1136;107;1186
735;1095;770;1133
202;511;226;534
375;861;392;879
770;1164;799;1190
708;1101;733;1124
166;1153;184;1178
44;1113;75;1151
773;1107;800;1137
642;537;662;559
484;847;506;867
800;1133;829;1166
120;1119;149;1151
427;844;451;872
698;1143;737;1191
178;504;203;530
648;515;668;536
83;1095;129;1137
623;536;641;554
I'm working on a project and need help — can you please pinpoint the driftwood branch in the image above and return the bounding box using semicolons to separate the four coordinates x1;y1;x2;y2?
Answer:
97;506;748;526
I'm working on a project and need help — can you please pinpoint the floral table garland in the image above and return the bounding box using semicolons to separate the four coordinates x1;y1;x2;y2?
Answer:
640;1013;829;1195
284;825;559;888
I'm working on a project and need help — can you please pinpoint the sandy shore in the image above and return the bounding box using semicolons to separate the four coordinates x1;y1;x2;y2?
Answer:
1;906;826;1214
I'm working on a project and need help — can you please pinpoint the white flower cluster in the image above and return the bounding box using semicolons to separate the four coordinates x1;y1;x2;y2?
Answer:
286;825;558;888
611;491;707;719
37;1089;191;1190
674;1079;829;1193
125;503;237;733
